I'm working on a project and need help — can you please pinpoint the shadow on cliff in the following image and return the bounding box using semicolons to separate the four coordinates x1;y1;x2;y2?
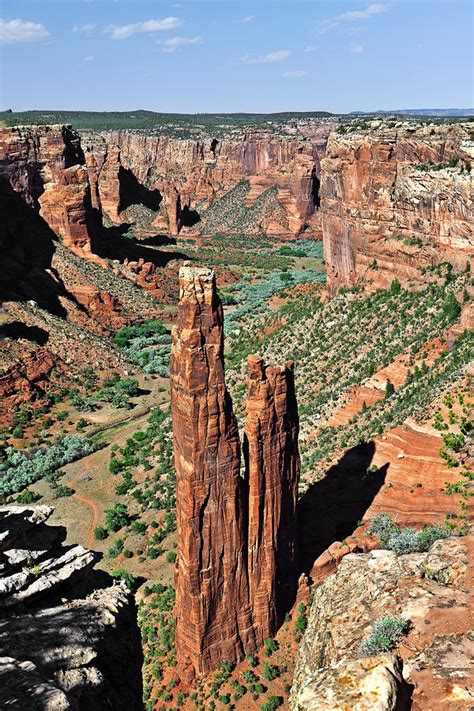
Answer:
90;212;190;268
118;167;163;212
297;441;388;576
0;179;78;319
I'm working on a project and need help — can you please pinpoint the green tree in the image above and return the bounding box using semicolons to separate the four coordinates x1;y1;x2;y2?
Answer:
105;503;130;532
384;380;395;399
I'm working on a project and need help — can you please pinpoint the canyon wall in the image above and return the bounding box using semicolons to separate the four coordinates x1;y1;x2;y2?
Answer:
0;125;94;255
84;128;331;237
170;265;300;679
321;123;473;293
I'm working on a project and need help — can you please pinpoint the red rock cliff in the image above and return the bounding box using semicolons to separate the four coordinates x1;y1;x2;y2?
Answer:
321;123;473;293
84;128;332;237
0;125;94;254
244;355;300;644
170;265;255;681
171;266;301;679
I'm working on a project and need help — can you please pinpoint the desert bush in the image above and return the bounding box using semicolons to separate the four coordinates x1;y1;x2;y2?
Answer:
0;436;93;497
358;616;409;656
368;514;453;553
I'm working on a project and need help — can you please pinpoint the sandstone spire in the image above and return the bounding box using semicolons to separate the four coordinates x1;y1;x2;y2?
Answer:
244;355;300;644
170;265;255;681
172;265;300;679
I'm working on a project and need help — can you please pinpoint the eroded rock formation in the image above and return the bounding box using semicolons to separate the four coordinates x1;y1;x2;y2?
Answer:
0;505;143;710
171;265;300;679
245;355;299;643
321;123;473;293
170;265;255;680
290;535;472;710
0;125;94;255
84;128;331;237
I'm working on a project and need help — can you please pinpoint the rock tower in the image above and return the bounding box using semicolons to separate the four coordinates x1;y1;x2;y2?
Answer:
171;265;300;679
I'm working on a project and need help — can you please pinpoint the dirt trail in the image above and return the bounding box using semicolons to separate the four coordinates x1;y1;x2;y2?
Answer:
67;458;98;549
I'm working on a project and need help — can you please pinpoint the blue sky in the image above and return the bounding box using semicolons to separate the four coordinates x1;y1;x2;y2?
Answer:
1;1;472;113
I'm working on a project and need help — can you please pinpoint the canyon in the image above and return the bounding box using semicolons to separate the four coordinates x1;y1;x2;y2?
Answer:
170;265;299;679
0;113;472;709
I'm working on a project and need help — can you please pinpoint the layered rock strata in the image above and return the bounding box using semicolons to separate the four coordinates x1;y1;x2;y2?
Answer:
171;265;300;679
170;265;255;680
84;129;331;237
321;123;473;293
0;505;143;710
0;125;94;254
245;355;299;643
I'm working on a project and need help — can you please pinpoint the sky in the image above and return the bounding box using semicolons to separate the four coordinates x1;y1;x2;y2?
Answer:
1;0;472;114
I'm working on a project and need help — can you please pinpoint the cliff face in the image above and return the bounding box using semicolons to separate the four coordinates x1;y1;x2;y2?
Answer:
290;535;472;710
84;129;330;237
0;505;143;710
0;125;94;254
245;355;300;644
171;265;300;679
321;123;473;293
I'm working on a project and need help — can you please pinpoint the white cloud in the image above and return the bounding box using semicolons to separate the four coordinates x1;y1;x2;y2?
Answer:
241;49;290;64
73;23;95;32
283;70;308;78
351;43;364;53
0;18;49;44
83;55;94;61
106;17;182;40
241;15;255;23
320;3;390;32
304;44;319;53
159;35;202;52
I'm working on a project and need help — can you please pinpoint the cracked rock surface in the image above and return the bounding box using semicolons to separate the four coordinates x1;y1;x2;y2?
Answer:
0;506;143;710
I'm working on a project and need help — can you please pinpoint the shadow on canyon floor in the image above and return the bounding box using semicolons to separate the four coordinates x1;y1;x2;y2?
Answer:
91;216;189;268
297;441;388;576
0;322;50;345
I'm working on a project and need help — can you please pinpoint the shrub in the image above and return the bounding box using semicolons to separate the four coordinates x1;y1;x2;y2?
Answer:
261;696;284;711
359;616;409;656
111;568;137;591
94;526;108;540
105;503;131;532
264;638;279;656
166;551;177;563
368;514;453;554
262;663;280;681
53;484;74;498
16;489;42;504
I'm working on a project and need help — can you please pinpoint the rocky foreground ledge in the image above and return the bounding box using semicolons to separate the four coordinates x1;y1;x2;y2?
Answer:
0;506;143;710
290;535;472;710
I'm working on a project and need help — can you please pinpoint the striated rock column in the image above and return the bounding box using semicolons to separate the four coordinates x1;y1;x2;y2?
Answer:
244;355;300;644
170;265;255;681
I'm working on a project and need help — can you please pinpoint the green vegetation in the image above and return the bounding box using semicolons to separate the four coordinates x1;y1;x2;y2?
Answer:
368;514;455;553
261;695;284;710
225;269;471;481
0;109;333;131
0;435;93;498
113;320;171;376
15;489;42;504
359;616;410;657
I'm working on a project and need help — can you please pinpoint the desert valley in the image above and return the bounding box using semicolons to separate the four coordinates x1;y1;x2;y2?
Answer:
0;106;472;710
